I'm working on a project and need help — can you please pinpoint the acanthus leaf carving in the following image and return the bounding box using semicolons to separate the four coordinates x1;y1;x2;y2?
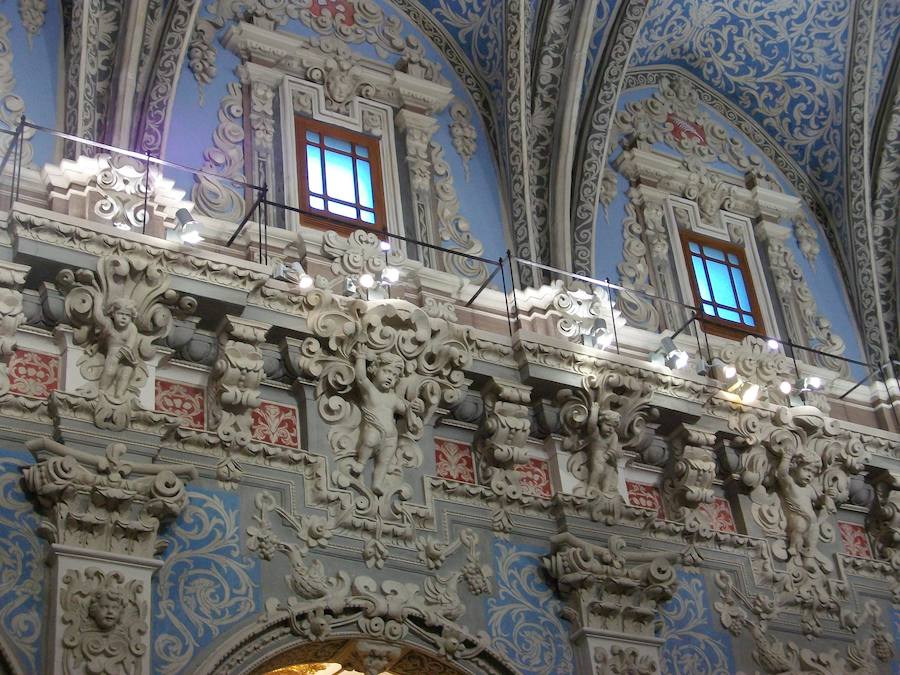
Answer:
55;255;196;430
22;437;196;558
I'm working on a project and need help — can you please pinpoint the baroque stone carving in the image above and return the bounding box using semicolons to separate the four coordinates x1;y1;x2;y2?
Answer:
552;282;617;347
59;567;148;675
866;469;900;597
594;645;658;674
18;0;48;46
662;424;717;538
0;14;35;167
448;101;477;181
55;255;196;430
792;214;821;268
0;263;27;396
22;437;196;557
558;365;657;509
473;378;531;491
542;532;680;637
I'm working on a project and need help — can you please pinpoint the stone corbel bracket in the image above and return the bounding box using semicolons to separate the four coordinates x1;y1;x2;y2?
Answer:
23;437;197;558
474;377;532;494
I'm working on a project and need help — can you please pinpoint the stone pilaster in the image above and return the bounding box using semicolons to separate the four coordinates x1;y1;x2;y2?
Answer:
23;437;196;675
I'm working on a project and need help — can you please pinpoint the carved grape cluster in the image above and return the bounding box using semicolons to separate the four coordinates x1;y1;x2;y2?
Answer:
461;559;490;595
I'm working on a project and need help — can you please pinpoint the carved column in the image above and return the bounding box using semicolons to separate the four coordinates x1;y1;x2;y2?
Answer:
662;423;717;537
240;63;280;232
207;315;268;450
23;437;196;675
474;377;531;492
395;110;439;267
543;532;679;674
0;261;28;396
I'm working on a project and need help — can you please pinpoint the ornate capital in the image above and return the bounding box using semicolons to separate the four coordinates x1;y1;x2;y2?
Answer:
22;437;196;558
542;532;679;636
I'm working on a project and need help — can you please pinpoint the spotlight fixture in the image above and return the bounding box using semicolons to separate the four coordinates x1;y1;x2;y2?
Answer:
381;267;400;284
175;208;204;244
767;339;779;351
739;382;760;404
704;357;737;381
798;376;823;393
584;317;614;350
778;380;793;395
379;239;392;252
272;261;314;289
358;273;375;289
652;336;689;370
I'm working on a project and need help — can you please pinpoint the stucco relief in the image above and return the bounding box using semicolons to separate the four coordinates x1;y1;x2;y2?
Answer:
0;14;35;167
59;568;147;675
55;255;196;430
0;263;27;397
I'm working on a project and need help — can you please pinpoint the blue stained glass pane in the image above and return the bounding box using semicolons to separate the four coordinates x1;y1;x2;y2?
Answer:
309;195;325;210
306;131;320;143
356;160;374;208
731;268;752;311
743;314;755;326
328;201;357;219
361;210;376;224
702;245;726;261
706;260;737;309
324;150;356;203
718;308;741;323
702;303;715;315
357;145;369;158
727;253;739;265
690;255;712;301
324;136;353;153
306;145;323;195
689;242;700;253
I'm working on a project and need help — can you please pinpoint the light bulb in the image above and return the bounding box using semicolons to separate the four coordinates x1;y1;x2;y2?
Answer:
723;364;737;379
597;331;614;350
673;350;689;370
298;274;314;289
741;383;760;404
379;240;392;252
767;339;779;351
180;230;203;244
807;376;822;389
382;267;400;284
778;380;792;395
358;273;375;288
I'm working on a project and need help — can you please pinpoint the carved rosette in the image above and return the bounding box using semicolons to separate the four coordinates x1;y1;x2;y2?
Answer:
55;255;196;430
473;378;532;492
662;424;717;537
22;438;196;558
558;365;657;507
207;316;268;451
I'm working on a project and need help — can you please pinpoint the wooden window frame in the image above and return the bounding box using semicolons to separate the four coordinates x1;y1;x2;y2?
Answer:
679;229;766;341
295;115;387;236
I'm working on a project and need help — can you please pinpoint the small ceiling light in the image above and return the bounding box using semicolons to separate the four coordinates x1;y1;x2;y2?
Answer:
740;382;760;404
358;273;375;289
654;336;689;370
778;380;793;395
175;208;204;244
382;267;400;284
766;339;779;351
379;239;392;252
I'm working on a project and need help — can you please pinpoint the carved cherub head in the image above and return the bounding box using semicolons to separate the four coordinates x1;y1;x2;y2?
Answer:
104;297;137;331
88;586;125;632
597;410;621;438
789;450;822;487
367;352;404;392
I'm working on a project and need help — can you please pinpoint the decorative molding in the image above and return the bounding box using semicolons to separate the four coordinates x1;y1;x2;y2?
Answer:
473;377;531;491
662;423;717;538
448;101;477;181
0;14;35;167
0;262;28;396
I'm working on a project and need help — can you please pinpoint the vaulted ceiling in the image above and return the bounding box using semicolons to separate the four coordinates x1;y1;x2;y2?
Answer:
403;0;900;363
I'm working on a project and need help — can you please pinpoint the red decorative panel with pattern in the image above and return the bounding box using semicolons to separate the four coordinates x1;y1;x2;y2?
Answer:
699;497;737;533
516;459;553;499
667;113;707;145
308;0;355;25
837;522;873;559
155;380;205;430
434;438;477;484
252;401;300;448
8;349;59;399
626;481;665;519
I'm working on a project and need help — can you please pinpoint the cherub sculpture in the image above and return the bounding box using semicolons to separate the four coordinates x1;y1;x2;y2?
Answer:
352;348;424;494
776;448;828;572
56;256;195;429
587;409;623;495
88;585;126;632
